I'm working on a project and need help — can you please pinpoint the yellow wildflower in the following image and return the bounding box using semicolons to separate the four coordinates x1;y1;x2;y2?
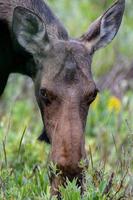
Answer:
108;96;121;113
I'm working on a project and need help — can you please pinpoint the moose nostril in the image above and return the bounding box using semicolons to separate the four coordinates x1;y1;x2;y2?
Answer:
55;159;65;171
53;156;81;173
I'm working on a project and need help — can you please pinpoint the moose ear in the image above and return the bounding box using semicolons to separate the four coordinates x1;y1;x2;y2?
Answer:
12;6;47;54
80;0;125;52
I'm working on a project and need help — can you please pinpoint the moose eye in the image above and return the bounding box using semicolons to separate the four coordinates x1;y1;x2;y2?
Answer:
39;88;51;106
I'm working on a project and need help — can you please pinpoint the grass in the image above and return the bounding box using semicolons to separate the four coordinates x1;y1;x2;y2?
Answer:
0;75;133;199
0;0;133;199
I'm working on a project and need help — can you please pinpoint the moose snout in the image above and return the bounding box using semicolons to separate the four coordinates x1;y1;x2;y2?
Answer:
45;102;88;196
50;129;86;175
51;151;83;175
49;103;87;173
49;127;87;197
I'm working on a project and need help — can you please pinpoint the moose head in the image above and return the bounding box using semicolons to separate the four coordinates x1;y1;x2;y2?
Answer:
12;0;125;197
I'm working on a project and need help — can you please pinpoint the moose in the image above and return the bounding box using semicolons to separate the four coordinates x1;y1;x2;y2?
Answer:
0;0;125;198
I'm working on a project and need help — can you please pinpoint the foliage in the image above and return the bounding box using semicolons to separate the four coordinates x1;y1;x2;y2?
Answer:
0;0;133;199
1;86;133;199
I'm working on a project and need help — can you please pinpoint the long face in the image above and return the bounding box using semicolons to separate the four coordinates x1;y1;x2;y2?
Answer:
35;40;98;173
12;0;125;196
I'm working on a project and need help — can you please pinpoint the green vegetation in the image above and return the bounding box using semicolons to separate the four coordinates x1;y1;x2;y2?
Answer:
1;82;133;199
0;0;133;199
